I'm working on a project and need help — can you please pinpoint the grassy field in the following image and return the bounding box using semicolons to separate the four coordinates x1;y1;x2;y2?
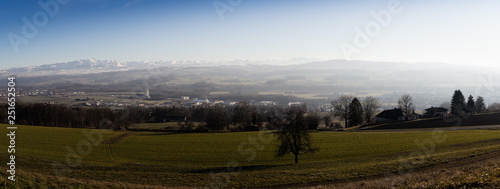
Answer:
365;113;500;130
309;151;500;188
1;125;500;188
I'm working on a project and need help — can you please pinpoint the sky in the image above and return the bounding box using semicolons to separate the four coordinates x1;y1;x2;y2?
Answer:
1;0;500;69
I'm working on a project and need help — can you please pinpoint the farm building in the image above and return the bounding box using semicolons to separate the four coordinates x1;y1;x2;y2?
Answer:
424;106;448;118
375;108;405;123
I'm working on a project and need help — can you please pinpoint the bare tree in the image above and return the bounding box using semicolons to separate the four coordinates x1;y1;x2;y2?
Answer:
306;112;321;130
323;115;332;128
232;101;255;127
439;102;450;110
487;102;500;113
362;96;381;124
331;95;354;127
206;105;228;132
398;94;415;120
275;108;318;164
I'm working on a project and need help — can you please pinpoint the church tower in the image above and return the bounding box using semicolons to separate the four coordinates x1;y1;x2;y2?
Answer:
144;87;150;98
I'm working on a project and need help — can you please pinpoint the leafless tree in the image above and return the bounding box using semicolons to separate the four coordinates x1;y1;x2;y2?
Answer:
331;95;354;127
362;96;381;124
276;108;318;164
398;94;415;119
439;102;450;110
487;102;500;113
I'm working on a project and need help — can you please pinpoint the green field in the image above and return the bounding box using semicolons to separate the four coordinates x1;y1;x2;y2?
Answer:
1;125;500;188
366;113;500;130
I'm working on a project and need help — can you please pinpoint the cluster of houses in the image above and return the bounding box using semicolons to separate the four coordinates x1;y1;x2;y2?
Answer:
375;106;449;123
168;98;283;108
0;88;57;96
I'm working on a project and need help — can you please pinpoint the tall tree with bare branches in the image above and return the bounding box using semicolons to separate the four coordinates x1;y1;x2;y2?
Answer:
398;94;415;120
362;96;381;124
331;95;354;127
275;107;318;164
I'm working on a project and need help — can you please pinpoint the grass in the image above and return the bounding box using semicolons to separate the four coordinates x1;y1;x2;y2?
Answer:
3;126;123;165
308;152;500;188
366;113;500;130
1;125;500;188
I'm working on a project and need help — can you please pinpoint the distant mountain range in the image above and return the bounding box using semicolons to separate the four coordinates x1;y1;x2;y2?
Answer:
1;58;323;77
4;58;500;106
2;59;208;76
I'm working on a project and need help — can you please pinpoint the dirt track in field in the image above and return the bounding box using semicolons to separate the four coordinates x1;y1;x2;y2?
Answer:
102;131;137;144
271;146;500;188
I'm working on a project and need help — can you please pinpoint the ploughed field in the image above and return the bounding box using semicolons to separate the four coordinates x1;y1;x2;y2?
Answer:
1;124;500;188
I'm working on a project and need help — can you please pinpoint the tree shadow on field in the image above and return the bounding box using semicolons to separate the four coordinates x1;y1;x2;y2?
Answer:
184;164;291;173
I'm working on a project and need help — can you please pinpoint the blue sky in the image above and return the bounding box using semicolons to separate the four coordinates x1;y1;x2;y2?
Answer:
1;0;500;69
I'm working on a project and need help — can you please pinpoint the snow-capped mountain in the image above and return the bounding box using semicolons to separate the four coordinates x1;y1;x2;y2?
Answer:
5;59;149;75
2;58;322;77
2;59;215;76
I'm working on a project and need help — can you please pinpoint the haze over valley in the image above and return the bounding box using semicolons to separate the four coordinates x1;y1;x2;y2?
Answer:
2;59;500;112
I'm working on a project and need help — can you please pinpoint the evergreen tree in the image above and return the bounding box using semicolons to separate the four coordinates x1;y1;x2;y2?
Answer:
348;98;363;127
475;96;486;113
450;90;465;116
465;95;475;114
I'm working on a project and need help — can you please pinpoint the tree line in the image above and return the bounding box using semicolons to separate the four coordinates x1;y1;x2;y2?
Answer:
0;90;495;130
0;103;131;129
0;102;319;164
331;96;381;127
449;89;486;115
0;102;323;131
330;90;490;128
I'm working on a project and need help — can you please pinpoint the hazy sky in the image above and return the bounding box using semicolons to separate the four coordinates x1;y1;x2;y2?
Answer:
1;0;500;69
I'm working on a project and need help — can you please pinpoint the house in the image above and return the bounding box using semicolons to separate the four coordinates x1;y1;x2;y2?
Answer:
192;99;210;103
288;102;303;107
162;116;186;122
375;108;405;123
259;101;277;106
424;106;448;118
408;111;420;120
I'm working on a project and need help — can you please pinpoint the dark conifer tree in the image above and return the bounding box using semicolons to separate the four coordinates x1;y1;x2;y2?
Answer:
348;98;363;127
450;90;465;115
